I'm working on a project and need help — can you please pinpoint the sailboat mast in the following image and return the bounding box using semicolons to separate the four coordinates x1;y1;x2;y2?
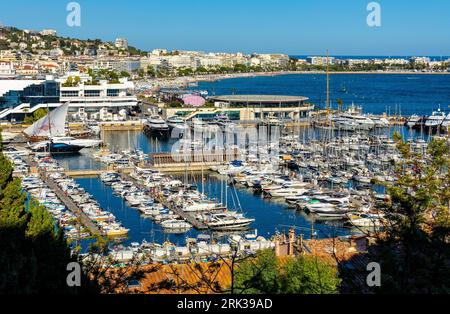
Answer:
326;50;330;112
47;103;52;137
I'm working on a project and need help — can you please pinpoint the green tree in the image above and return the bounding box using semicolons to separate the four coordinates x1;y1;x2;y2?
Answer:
233;249;340;294
336;99;344;112
234;249;281;294
24;108;47;124
282;256;340;294
120;70;130;78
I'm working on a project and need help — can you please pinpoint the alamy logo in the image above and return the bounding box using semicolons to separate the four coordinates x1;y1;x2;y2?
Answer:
66;2;81;27
66;262;81;287
367;2;381;27
366;262;381;287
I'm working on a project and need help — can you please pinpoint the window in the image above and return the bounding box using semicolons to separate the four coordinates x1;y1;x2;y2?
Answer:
84;90;101;97
107;89;119;97
61;91;79;97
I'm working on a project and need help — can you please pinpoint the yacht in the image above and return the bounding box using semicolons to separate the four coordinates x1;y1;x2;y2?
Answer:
345;212;385;228
425;108;446;130
370;116;389;128
336;113;375;131
51;136;102;148
406;114;421;128
166;116;186;128
145;115;170;133
267;188;309;198
161;219;192;230
200;212;255;230
30;140;84;154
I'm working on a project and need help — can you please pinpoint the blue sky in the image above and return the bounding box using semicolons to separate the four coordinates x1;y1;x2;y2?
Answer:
1;0;449;55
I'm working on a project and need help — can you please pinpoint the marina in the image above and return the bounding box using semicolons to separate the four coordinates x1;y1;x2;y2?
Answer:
2;70;449;263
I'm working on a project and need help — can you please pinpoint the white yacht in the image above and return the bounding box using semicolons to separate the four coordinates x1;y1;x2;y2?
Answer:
200;212;255;230
425;108;446;129
406;114;421;128
161;219;192;230
146;115;170;132
337;113;375;131
267;188;309;198
370;116;389;128
166;116;186;129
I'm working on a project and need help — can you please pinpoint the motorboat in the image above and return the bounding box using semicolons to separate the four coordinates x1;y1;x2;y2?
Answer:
200;212;255;230
145;115;170;133
335;113;375;131
267;188;308;198
406;114;421;128
425;108;446;130
160;219;192;230
345;212;385;228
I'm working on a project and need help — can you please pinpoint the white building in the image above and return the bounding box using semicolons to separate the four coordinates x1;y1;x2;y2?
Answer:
150;49;168;56
199;55;223;68
306;56;335;66
59;78;137;120
49;48;64;58
115;38;129;49
0;75;138;122
0;61;15;77
166;55;197;69
40;29;57;36
409;57;431;65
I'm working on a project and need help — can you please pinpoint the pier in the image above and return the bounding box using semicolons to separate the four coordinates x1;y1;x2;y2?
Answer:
118;171;209;230
40;172;103;237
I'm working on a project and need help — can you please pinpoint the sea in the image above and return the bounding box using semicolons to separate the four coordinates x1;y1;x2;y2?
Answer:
194;73;450;116
56;73;450;250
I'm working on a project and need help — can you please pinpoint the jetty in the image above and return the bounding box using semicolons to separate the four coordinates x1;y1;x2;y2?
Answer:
119;171;209;230
40;172;103;237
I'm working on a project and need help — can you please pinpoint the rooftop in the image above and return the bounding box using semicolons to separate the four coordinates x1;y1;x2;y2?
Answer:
209;94;309;103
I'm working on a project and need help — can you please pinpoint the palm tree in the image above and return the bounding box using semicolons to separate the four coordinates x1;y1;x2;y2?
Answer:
336;99;344;112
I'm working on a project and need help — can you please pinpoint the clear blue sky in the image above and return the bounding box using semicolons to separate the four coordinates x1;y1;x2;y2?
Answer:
1;0;449;55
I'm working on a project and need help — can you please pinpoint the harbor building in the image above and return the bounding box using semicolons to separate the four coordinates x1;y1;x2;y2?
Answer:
162;95;313;121
0;76;138;121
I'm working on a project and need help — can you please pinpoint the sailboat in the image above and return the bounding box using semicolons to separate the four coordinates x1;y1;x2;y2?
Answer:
25;103;101;154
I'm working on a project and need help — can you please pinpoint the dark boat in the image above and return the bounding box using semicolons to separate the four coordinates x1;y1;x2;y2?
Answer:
31;141;84;154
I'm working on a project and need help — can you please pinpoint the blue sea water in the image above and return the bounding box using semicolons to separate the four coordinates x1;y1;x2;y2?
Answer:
195;74;450;116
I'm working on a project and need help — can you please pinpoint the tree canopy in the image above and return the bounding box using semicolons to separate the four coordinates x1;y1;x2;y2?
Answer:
233;249;340;294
